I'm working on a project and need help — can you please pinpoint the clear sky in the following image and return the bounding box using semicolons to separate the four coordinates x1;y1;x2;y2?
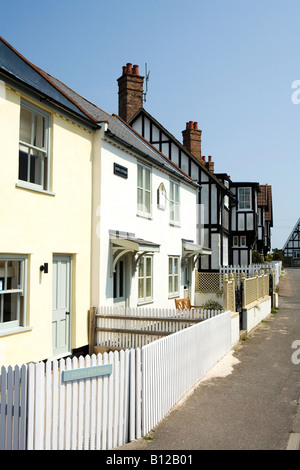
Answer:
1;0;299;250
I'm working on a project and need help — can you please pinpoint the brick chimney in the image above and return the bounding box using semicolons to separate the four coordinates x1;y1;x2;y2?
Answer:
206;155;214;173
117;63;144;122
182;121;202;161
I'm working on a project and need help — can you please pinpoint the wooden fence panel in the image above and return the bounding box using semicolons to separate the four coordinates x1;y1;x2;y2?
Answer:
24;350;137;450
0;364;27;450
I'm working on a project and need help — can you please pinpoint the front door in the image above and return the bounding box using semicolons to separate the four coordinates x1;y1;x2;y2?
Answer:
52;255;71;358
183;260;192;298
113;258;127;307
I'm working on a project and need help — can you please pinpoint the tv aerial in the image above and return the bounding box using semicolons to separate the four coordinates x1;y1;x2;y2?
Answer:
143;63;150;103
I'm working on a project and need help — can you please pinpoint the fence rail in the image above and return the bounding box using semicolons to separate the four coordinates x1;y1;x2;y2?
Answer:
90;306;222;353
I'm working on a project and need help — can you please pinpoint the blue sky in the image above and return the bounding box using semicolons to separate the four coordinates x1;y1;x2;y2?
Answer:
1;0;299;250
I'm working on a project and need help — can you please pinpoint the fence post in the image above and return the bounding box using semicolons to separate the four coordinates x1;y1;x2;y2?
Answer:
255;271;259;302
241;273;246;308
89;307;96;355
229;273;236;312
223;274;228;310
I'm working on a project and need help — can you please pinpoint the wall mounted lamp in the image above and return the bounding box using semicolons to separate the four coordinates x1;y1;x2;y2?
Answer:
40;263;48;273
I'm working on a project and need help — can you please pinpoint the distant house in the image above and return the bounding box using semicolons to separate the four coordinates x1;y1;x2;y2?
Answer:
116;63;233;272
228;181;260;265
257;185;273;257
282;217;300;266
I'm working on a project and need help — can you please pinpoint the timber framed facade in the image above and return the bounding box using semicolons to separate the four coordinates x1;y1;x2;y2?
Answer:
283;217;300;266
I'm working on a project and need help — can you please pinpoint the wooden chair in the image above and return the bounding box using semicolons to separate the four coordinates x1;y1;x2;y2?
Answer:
174;298;202;310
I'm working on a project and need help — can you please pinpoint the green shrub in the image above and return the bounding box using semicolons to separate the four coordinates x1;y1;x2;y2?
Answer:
203;300;223;310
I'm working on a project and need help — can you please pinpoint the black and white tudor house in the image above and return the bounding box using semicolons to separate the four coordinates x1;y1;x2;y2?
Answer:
116;63;273;270
117;63;234;272
282;217;300;267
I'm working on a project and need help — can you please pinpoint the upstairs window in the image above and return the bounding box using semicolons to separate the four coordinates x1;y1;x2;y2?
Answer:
137;163;151;217
238;187;251;210
170;180;180;224
19;100;50;191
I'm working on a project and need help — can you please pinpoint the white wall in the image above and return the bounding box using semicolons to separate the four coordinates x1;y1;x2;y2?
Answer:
242;297;271;333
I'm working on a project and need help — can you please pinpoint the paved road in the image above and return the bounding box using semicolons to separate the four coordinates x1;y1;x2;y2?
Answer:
118;268;300;451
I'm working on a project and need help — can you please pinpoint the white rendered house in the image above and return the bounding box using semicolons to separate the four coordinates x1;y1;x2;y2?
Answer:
91;114;206;309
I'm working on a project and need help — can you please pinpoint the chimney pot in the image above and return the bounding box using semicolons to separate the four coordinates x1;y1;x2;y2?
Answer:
208;155;212;162
122;65;127;75
126;63;133;73
133;64;139;75
193;122;198;130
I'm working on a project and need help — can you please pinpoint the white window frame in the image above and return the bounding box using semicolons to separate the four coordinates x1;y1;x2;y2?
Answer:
19;99;50;192
0;254;27;332
238;187;251;211
168;256;180;297
169;179;180;225
137;255;153;304
137;163;152;217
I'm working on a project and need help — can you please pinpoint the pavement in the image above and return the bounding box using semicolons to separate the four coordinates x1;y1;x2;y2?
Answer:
117;268;300;451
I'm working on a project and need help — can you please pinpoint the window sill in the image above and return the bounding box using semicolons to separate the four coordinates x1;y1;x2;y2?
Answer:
16;182;56;196
137;300;154;306
136;212;153;220
168;294;180;299
169;221;181;227
0;326;32;338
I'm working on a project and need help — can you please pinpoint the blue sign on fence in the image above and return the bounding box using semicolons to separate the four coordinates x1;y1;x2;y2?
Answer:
62;364;112;382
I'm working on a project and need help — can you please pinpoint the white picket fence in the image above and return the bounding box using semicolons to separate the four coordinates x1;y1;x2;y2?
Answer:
0;310;231;450
141;310;231;436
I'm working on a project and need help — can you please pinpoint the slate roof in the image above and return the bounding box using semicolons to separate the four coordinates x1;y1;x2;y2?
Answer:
0;36;198;188
258;184;273;225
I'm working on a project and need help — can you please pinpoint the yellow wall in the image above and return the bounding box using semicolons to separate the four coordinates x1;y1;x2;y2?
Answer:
0;85;93;366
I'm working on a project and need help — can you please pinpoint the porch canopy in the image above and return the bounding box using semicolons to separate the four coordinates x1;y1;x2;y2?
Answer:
182;239;212;267
110;230;160;275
